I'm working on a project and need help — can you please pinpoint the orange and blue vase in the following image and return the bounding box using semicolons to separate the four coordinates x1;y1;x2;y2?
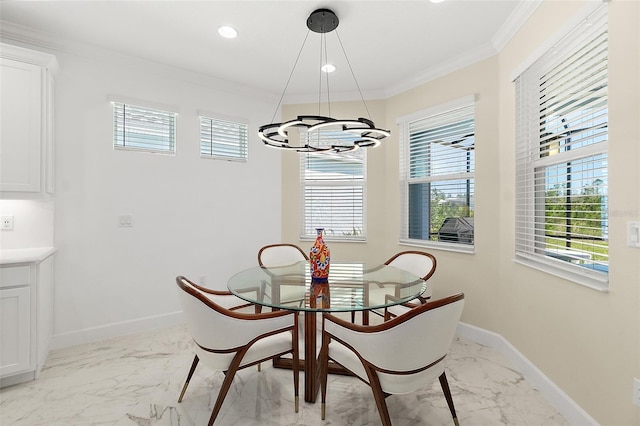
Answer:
310;228;330;308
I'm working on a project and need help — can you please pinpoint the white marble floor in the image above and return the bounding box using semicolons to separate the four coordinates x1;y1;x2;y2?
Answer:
1;323;569;426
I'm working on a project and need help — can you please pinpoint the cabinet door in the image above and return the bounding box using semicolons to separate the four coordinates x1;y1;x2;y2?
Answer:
0;287;31;376
0;58;43;192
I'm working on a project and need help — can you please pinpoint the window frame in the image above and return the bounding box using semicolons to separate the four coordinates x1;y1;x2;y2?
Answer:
514;5;609;291
199;112;248;162
397;96;476;253
111;99;177;155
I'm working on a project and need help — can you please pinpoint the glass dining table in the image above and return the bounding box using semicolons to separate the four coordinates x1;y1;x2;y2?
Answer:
227;260;427;403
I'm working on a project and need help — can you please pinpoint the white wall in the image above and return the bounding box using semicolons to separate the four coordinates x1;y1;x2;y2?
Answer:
0;43;284;347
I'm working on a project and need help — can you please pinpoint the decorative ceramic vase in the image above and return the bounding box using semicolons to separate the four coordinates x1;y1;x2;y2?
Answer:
310;228;330;308
310;228;330;283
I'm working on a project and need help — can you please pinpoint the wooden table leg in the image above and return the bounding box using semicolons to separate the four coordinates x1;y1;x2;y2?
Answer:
304;311;319;403
272;309;353;403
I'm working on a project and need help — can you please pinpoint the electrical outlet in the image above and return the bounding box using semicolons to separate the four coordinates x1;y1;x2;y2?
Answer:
1;216;14;231
633;377;640;407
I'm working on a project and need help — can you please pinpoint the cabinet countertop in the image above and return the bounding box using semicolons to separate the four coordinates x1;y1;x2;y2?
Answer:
0;247;56;265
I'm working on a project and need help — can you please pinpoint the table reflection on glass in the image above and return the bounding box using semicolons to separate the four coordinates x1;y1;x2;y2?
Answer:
227;260;426;403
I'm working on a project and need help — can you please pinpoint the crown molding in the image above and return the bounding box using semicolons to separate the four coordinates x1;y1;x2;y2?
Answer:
383;0;543;99
384;42;497;99
0;0;548;105
492;0;543;52
0;20;279;103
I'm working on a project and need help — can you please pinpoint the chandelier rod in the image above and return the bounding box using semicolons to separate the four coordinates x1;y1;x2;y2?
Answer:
321;33;331;117
335;30;372;121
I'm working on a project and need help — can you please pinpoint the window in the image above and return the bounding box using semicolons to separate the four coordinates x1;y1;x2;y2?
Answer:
200;115;248;161
515;6;608;288
301;131;365;241
398;99;475;249
112;102;176;154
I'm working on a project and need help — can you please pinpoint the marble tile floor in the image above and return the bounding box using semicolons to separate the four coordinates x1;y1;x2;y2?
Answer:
0;323;569;426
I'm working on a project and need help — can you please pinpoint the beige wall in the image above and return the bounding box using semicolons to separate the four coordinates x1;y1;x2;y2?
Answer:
280;1;640;424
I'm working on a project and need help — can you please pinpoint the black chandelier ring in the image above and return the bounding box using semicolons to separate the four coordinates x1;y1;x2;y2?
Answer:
258;115;390;153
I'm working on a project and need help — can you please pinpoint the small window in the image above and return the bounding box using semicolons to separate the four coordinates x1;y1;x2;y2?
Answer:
300;131;366;241
112;102;176;154
398;100;475;250
199;116;248;161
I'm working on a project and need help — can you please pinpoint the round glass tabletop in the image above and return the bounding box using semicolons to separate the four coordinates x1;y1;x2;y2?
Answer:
227;260;426;312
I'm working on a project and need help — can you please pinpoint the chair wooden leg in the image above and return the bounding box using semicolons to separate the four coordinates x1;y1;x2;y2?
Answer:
439;372;459;426
178;355;199;402
383;308;397;321
365;366;392;426
208;356;244;426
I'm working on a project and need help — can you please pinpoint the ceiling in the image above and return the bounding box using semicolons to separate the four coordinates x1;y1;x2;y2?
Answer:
0;1;535;102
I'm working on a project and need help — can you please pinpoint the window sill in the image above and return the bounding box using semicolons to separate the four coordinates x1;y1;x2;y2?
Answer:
299;236;367;243
399;239;475;254
513;255;609;292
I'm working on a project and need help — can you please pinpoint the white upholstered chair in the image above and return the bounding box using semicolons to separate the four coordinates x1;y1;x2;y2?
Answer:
258;243;309;309
381;250;437;320
320;292;464;426
258;243;309;267
176;276;300;426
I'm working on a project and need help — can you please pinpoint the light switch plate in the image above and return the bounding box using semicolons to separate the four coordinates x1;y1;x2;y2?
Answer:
118;215;133;227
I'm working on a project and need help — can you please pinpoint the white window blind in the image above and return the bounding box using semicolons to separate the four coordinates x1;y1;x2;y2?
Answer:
200;116;248;161
112;102;176;154
399;102;475;248
515;5;608;286
301;131;365;241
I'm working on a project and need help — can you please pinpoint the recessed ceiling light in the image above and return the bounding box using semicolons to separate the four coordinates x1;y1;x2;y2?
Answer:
321;64;336;73
218;26;238;39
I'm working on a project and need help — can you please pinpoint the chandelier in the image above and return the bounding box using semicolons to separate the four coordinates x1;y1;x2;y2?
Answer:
258;8;390;153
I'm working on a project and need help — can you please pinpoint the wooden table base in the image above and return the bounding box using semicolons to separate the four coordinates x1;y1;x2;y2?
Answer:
272;311;356;403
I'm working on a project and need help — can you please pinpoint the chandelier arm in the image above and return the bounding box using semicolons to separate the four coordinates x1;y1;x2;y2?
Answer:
269;29;311;124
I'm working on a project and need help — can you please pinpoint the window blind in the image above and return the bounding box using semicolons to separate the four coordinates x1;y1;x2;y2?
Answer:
515;5;608;284
113;102;176;154
399;103;475;247
300;131;366;241
200;116;248;161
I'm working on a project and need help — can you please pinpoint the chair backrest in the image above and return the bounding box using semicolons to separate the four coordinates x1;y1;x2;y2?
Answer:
258;243;309;267
384;250;436;281
325;293;464;374
176;276;292;351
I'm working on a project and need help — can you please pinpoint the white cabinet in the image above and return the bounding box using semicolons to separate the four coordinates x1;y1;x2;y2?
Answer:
0;286;31;376
0;249;55;387
0;44;57;198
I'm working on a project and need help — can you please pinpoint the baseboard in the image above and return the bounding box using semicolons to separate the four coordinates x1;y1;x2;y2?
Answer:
0;370;36;388
50;310;184;350
456;322;599;426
